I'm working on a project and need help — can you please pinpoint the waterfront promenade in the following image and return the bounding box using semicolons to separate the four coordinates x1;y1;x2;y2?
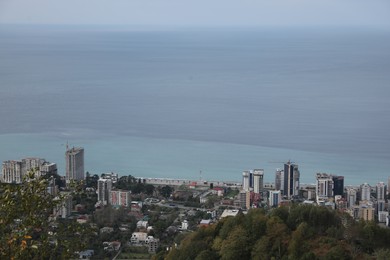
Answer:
137;177;242;188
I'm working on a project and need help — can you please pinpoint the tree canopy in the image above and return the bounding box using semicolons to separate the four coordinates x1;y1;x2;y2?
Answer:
158;204;390;260
0;171;93;259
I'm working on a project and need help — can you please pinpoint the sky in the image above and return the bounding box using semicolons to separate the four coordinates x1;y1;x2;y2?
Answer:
0;0;389;28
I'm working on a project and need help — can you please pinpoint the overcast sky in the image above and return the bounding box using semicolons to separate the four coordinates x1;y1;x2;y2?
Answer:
0;0;389;28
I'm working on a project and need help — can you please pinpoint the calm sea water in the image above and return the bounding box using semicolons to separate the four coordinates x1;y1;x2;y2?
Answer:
0;25;389;185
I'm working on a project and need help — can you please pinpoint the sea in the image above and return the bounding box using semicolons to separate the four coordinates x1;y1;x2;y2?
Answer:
0;25;389;186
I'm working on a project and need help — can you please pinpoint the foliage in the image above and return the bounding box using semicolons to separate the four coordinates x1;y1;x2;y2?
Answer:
158;204;390;259
0;172;92;259
114;175;155;195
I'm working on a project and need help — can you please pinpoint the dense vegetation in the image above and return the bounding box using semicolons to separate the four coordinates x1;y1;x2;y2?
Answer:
154;205;390;260
0;172;94;259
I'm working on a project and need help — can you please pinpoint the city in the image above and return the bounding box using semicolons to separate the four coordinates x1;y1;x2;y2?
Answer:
1;147;390;259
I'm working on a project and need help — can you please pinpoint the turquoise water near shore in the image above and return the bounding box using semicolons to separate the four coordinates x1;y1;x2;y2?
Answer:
0;132;387;185
1;26;389;186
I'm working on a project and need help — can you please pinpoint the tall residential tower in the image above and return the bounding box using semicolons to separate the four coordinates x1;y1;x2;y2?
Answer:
65;147;84;181
283;161;300;199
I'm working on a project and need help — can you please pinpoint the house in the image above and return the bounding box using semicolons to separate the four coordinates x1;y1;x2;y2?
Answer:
103;241;121;251
76;215;89;224
212;187;224;197
181;220;189;230
79;249;94;259
199;219;212;227
220;209;240;218
130;232;148;244
100;227;114;234
137;220;148;229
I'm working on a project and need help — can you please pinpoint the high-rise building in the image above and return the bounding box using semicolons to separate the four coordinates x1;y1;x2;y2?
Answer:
249;171;254;189
253;169;264;194
22;158;45;175
388;177;390;195
1;160;23;183
239;190;251;209
347;188;357;208
2;157;57;183
22;158;57;178
376;182;386;201
242;171;250;192
269;190;282;207
359;204;375;221
283;161;299;199
360;183;371;202
53;192;73;219
275;169;283;191
98;178;112;205
376;182;386;215
316;173;334;203
40;162;58;176
332;176;344;196
65;147;84;181
110;190;131;207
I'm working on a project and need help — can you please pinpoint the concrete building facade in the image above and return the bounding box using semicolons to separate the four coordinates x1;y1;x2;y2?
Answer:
65;147;84;181
360;183;371;202
269;190;282;207
275;169;284;192
98;178;112;205
347;188;357;208
110;190;131;207
283;162;299;199
242;171;250;192
1;160;23;183
253;169;264;194
316;173;334;203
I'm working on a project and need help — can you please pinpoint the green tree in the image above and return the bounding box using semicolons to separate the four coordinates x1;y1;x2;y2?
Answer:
0;171;92;259
160;185;173;198
220;226;251;260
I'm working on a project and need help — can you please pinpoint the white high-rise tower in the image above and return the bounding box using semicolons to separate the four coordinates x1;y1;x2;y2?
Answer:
242;171;250;192
253;169;264;194
65;147;84;181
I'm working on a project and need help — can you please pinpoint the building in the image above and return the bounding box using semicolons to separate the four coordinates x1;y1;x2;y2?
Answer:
376;182;386;201
359;204;375;221
110;190;131;207
242;171;250;192
199;219;212;227
283;161;300;199
360;183;371;202
378;211;389;223
269;190;282;207
220;209;240;218
47;177;59;196
253;169;264;194
65;147;84;181
239;190;250;209
275;169;283;191
101;172;119;183
39;162;58;176
181;220;189;230
53;192;73;219
1;160;23;183
130;232;148;244
22;158;45;176
97;178;112;205
1;158;57;183
147;237;159;253
316;173;334;203
388;177;390;196
332;176;344;196
137;220;148;229
347;188;357;208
